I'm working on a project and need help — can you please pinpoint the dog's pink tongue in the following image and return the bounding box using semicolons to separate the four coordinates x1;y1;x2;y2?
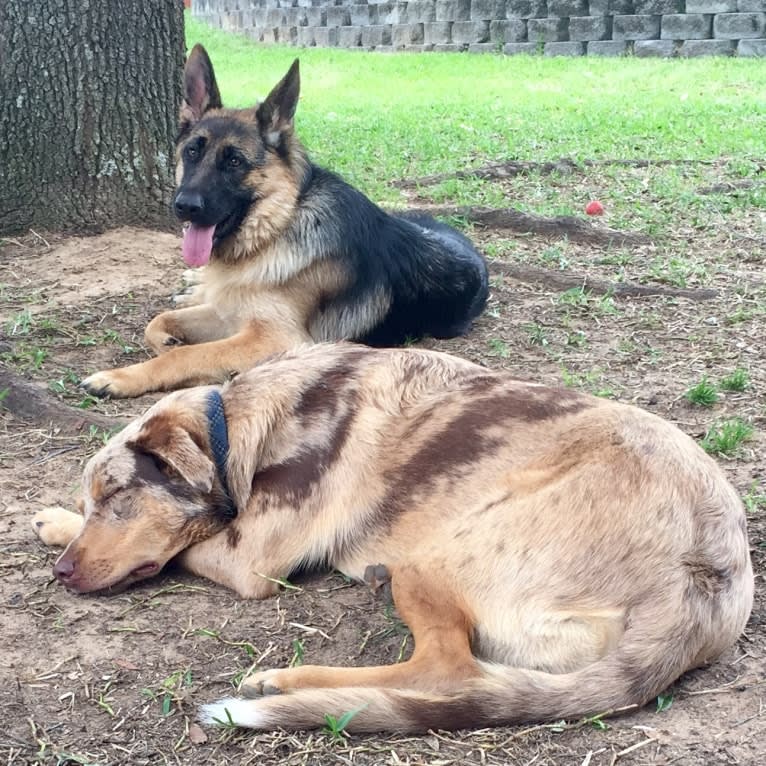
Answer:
182;224;215;267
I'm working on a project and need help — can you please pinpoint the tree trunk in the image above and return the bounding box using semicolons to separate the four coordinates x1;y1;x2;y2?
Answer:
0;0;185;236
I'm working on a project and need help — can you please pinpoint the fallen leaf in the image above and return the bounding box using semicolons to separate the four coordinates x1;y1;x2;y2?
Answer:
188;722;208;745
113;659;140;671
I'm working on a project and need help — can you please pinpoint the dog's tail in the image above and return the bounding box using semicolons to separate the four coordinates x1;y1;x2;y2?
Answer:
197;649;700;733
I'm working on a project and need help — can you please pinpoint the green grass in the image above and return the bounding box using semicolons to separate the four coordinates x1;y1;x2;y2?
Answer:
322;706;367;742
5;308;33;335
2;344;47;371
185;16;766;202
720;368;749;392
557;287;619;316
743;481;766;514
685;377;719;407
290;638;305;667
525;323;549;347
656;693;674;713
701;418;754;457
560;366;616;398
488;337;511;358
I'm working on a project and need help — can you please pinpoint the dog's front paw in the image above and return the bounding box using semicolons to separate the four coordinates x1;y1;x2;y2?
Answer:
172;269;205;307
80;369;144;399
32;507;83;547
172;291;196;308
240;668;285;698
182;267;204;286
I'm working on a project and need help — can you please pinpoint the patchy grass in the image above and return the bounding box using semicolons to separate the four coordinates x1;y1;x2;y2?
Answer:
720;368;749;392
525;322;550;347
701;419;755;457
685;377;719;407
743;481;766;514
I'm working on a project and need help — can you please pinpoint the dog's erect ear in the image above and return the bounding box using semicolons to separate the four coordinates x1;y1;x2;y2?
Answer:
127;414;215;494
180;44;222;133
256;59;300;148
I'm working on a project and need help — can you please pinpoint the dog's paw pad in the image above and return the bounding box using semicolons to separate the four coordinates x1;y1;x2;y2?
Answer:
80;372;116;398
240;669;284;698
80;371;136;399
32;507;83;547
163;336;183;347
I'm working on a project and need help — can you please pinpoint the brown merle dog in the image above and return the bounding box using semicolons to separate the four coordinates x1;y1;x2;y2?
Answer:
36;344;752;732
80;45;488;398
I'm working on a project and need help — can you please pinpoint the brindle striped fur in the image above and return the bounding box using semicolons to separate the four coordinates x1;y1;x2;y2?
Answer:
34;344;753;733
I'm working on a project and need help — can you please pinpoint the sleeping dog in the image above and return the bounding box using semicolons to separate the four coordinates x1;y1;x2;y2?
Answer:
35;344;753;732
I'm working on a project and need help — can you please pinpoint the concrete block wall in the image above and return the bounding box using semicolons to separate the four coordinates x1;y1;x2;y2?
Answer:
191;1;766;56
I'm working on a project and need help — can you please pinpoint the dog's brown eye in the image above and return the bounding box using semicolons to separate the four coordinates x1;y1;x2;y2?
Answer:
185;146;198;161
229;156;241;168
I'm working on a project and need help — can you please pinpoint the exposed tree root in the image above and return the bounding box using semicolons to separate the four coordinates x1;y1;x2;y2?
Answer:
407;204;651;247
0;369;123;433
489;260;719;301
393;158;718;189
696;180;758;195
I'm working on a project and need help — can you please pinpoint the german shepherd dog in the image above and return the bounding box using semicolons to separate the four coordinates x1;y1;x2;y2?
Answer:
36;345;752;733
80;46;488;399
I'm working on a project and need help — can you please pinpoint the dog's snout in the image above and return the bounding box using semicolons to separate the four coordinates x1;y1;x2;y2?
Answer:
53;556;76;581
174;191;204;219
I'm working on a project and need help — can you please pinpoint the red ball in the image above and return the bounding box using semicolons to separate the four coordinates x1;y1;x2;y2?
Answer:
585;200;605;216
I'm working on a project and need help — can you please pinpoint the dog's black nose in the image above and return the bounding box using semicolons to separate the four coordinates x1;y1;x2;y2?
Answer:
53;556;76;581
174;191;204;219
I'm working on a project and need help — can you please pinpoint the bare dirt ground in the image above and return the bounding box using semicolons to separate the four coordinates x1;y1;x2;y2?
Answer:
1;164;764;765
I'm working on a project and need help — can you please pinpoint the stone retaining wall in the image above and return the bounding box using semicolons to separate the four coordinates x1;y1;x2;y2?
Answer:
191;1;766;56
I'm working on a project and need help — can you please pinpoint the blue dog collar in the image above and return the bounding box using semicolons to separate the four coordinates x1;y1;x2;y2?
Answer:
206;390;237;518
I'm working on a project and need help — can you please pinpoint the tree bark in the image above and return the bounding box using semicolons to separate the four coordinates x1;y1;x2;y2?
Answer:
0;0;185;236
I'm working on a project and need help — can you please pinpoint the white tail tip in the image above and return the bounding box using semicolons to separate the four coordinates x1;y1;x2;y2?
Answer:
198;697;266;729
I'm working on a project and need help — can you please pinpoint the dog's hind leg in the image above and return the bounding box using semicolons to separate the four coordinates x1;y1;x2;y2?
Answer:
239;564;480;697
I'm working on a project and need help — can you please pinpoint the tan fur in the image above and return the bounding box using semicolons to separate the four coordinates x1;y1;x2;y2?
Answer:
35;344;754;733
